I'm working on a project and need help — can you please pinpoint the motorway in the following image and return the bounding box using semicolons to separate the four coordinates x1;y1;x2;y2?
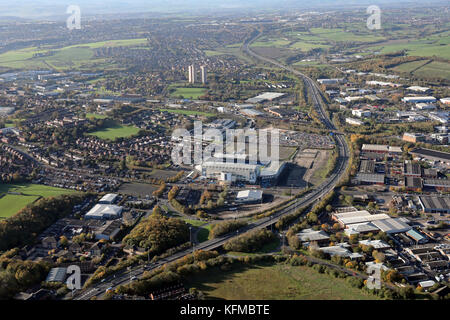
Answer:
73;31;350;300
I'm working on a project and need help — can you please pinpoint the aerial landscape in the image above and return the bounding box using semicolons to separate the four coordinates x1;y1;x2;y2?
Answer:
0;0;449;311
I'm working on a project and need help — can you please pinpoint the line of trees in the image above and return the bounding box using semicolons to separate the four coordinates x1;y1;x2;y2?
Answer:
209;220;247;239
223;229;276;253
0;194;87;251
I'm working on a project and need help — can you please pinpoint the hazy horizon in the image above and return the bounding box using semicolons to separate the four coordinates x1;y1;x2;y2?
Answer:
0;0;446;19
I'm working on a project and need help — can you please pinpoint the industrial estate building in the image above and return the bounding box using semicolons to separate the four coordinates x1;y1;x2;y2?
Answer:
235;189;263;204
85;204;123;220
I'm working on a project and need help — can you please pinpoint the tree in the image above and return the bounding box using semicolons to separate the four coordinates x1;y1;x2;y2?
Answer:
152;205;162;216
372;250;386;263
59;236;69;248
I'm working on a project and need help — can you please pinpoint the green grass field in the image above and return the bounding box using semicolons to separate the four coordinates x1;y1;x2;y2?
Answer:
392;60;431;73
0;183;79;219
204;50;225;57
187;262;378;300
197;224;214;243
368;38;450;60
87;121;140;140
251;39;291;47
0;38;148;70
170;87;207;99
0;194;40;219
289;41;331;51
392;60;450;79
412;61;450;79
308;28;385;43
85;113;108;119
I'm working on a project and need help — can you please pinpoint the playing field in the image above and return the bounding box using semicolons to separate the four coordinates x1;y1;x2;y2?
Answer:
187;262;378;300
85;113;108;119
0;183;79;219
170;87;207;99
87;121;140;140
0;194;39;219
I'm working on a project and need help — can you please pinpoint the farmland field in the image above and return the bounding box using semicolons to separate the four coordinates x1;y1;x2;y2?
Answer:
392;60;450;79
412;61;450;79
0;38;148;70
368;37;450;60
187;262;378;300
391;60;431;73
0;183;79;219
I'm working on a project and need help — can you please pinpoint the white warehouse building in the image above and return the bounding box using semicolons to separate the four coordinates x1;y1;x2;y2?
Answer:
85;204;123;220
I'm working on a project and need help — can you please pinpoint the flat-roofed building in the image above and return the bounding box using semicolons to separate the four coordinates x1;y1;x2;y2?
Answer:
345;222;379;236
404;176;423;192
85;204;123;220
346;117;363;126
318;244;363;259
359;239;391;250
422;169;438;179
332;210;391;227
240;108;264;118
402;96;436;104
418;196;450;214
198;162;259;184
362;144;402;154
236;189;263;204
297;228;330;244
95;220;122;240
359;160;375;174
246;92;286;104
423;179;450;192
406;229;428;244
403;133;426;143
410;148;450;164
407;86;430;93
46;267;67;283
404;162;422;177
99;193;118;204
355;173;385;185
371;218;411;234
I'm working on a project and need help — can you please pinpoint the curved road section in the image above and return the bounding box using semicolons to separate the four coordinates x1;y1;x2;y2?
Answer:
74;31;350;300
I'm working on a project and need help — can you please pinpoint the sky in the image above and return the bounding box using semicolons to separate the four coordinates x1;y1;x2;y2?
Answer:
0;0;444;19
